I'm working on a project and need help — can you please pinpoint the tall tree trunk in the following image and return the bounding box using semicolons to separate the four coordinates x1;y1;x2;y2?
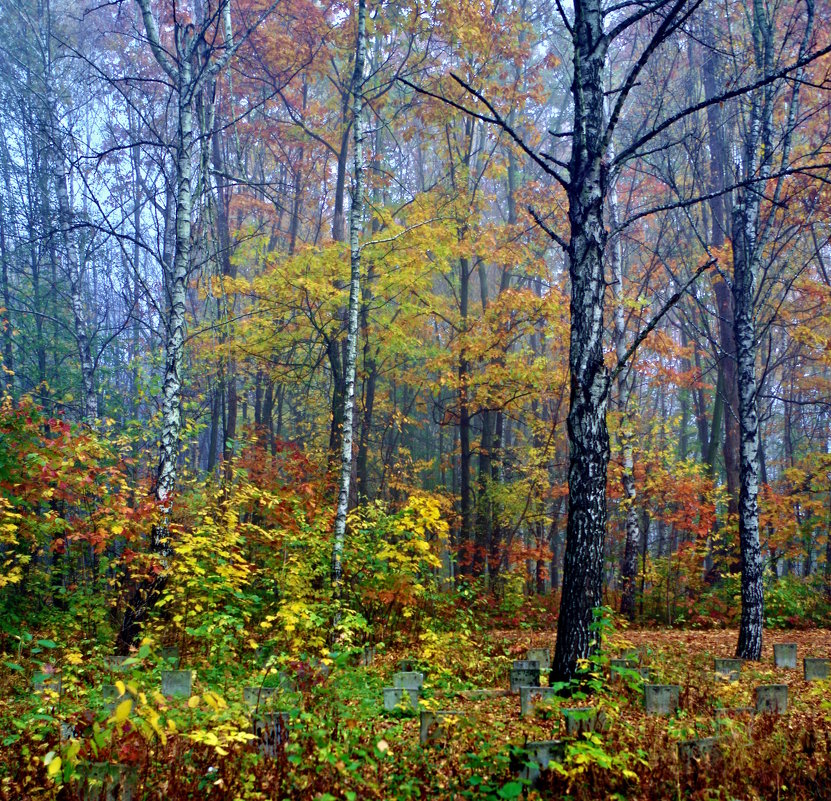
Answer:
733;0;812;658
733;198;764;659
458;255;473;573
331;0;366;594
156;53;194;506
52;149;97;424
609;156;639;621
552;0;610;681
0;179;12;391
473;262;493;577
700;14;740;516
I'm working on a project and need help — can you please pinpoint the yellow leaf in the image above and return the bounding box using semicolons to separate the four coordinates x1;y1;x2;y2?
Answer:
112;698;132;724
187;695;200;708
47;756;62;777
115;680;126;696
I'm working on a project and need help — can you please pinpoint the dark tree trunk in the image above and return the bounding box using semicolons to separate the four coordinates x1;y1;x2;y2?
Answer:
552;0;610;682
458;255;473;572
700;23;740;515
733;203;764;659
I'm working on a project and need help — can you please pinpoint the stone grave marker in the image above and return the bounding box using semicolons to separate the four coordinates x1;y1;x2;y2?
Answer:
103;656;126;672
160;645;179;666
161;670;192;698
60;721;77;740
804;657;830;681
361;646;376;666
526;647;551;670
398;659;417;672
419;710;467;746
562;707;604;736
516;740;566;786
510;660;540;693
520;686;558;718
677;737;720;766
714;658;742;682
644;684;680;716
620;647;642;663
755;684;787;714
383;686;419;712
393;671;423;690
252;711;291;758
34;670;62;695
243;686;282;707
78;762;138;801
610;658;638;681
774;643;797;669
101;685;130;713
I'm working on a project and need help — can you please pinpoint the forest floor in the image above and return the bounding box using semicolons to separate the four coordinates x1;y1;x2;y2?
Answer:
4;626;831;800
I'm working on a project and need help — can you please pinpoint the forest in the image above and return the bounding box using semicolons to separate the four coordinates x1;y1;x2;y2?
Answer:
1;0;831;798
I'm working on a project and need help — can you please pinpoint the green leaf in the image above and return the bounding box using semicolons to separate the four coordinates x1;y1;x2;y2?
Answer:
3;661;23;671
498;781;524;799
37;639;58;649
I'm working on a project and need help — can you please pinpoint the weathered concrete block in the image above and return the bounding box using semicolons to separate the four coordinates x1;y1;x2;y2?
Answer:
526;648;551;670
755;684;787;714
252;711;290;758
361;646;376;666
610;658;638;680
34;671;62;695
804;658;830;681
516;740;566;786
562;707;605;736
383;686;419;712
160;670;192;698
78;762;138;801
520;686;558;718
103;656;126;672
419;710;466;746
774;643;797;669
644;684;680;716
678;737;720;765
393;671;423;690
160;646;179;666
714;658;742;681
101;685;129;713
243;686;282;706
510;660;540;692
398;659;417;672
620;647;642;664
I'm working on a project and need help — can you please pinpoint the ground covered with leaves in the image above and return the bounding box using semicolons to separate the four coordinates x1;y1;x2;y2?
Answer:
2;621;831;801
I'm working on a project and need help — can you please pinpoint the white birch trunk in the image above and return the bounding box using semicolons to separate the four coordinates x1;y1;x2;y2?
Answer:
156;51;194;507
332;0;367;593
609;176;639;620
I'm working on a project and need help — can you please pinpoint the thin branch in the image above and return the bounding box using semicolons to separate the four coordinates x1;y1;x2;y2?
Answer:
606;258;716;389
614;41;831;167
528;205;568;250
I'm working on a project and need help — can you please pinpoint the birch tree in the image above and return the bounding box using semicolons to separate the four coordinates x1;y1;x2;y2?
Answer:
732;0;814;660
332;0;367;597
132;0;275;505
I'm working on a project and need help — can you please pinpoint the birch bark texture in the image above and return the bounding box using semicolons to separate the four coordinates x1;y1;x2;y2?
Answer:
331;0;367;593
733;0;814;660
551;0;703;680
132;0;254;505
552;0;610;681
